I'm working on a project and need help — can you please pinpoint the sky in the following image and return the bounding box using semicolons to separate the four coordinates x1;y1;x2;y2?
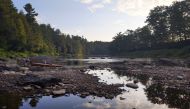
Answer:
12;0;181;41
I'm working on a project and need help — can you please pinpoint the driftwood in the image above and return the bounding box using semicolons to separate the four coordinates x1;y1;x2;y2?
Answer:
30;62;63;67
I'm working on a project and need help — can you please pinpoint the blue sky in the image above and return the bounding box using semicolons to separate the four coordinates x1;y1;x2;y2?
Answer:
12;0;180;41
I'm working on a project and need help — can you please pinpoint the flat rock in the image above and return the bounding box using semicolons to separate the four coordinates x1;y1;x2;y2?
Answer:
19;67;29;71
23;86;32;91
177;76;183;80
33;85;41;89
58;83;65;87
3;71;16;74
126;83;139;89
52;89;66;96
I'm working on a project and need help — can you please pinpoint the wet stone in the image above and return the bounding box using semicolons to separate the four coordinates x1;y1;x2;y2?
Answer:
126;83;139;89
1;106;7;109
52;89;66;96
120;97;126;100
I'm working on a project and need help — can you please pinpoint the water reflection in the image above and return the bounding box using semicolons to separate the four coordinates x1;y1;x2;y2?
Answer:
28;97;40;107
0;94;23;109
111;69;151;86
65;60;84;66
146;83;190;109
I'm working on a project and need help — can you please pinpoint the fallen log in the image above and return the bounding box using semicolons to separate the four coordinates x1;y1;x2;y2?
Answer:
30;63;63;67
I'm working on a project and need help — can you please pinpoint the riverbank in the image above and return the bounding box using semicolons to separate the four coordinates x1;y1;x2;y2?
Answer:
0;58;123;99
0;57;190;99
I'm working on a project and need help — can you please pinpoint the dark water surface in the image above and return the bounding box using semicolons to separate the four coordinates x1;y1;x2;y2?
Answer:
0;58;189;109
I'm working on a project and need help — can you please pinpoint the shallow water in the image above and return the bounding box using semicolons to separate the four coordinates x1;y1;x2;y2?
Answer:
0;58;189;109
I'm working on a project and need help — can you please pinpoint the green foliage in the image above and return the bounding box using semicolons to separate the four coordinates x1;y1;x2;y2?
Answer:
24;3;38;24
0;1;88;58
87;41;110;56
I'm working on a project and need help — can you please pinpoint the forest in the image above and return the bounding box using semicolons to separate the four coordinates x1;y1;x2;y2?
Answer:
0;0;190;58
109;0;190;57
0;0;91;58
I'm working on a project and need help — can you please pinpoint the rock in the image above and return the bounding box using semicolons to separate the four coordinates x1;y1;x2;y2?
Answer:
3;71;16;74
126;83;139;89
144;65;152;68
1;106;7;109
89;65;95;70
105;94;115;99
44;89;50;93
134;80;138;84
80;69;86;72
120;97;126;100
19;67;29;72
80;94;86;98
20;75;62;88
33;85;41;89
52;89;66;96
58;83;65;87
81;92;90;96
23;86;32;91
0;65;8;72
177;76;183;80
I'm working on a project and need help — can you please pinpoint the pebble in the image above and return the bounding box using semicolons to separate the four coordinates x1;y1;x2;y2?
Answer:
52;89;66;96
23;86;32;91
1;106;7;109
177;76;183;80
120;97;126;100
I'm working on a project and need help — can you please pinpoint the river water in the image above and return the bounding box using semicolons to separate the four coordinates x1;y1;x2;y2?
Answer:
0;58;189;109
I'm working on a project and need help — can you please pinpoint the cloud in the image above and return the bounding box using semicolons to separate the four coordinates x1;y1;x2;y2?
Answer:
78;0;112;13
102;0;112;4
114;0;183;16
79;0;93;4
88;3;104;13
82;102;111;109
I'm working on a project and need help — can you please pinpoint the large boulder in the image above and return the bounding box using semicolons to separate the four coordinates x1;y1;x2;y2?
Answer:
126;83;139;89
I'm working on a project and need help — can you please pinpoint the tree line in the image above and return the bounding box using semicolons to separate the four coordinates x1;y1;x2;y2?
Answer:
0;0;89;57
1;0;189;58
110;0;190;56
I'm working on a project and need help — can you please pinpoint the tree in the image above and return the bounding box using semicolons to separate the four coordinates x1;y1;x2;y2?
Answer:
146;6;170;43
169;0;190;41
24;3;38;24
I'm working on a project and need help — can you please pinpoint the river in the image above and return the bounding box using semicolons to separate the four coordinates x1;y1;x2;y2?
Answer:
0;58;189;109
